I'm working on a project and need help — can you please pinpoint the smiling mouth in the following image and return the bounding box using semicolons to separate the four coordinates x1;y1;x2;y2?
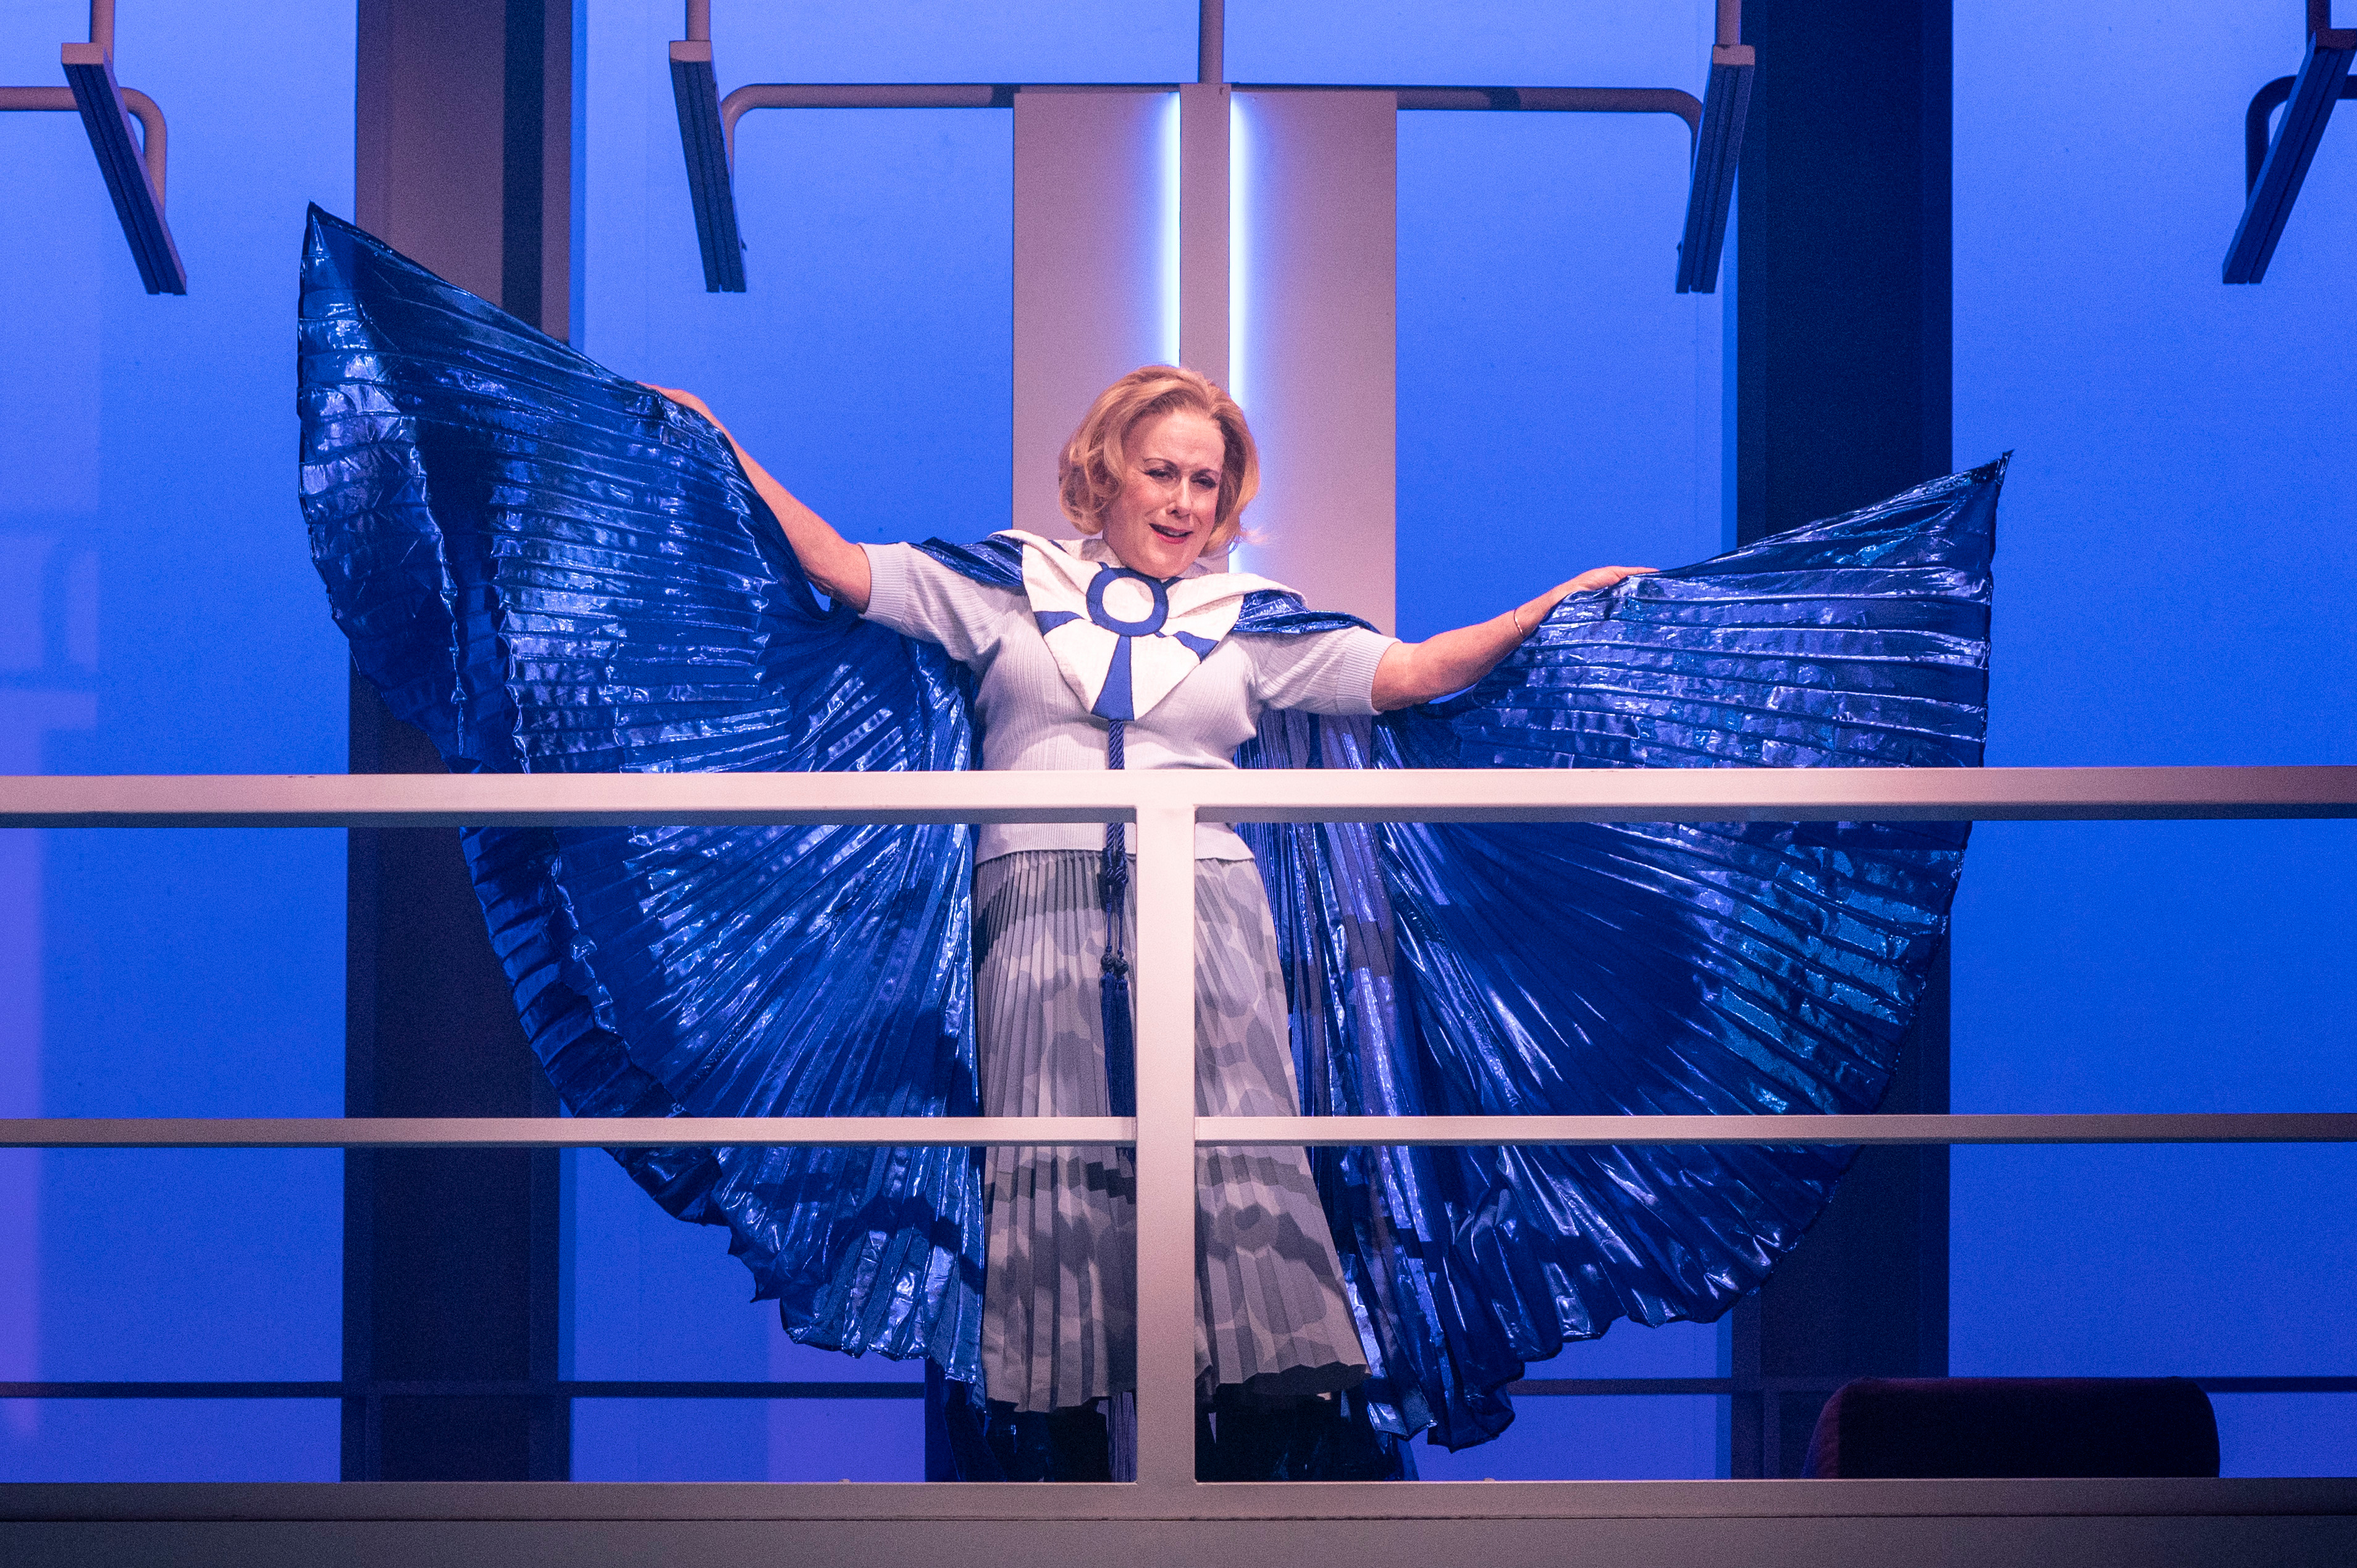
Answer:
1149;522;1192;541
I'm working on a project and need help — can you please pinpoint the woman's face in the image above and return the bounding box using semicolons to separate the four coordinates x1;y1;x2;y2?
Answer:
1098;409;1226;579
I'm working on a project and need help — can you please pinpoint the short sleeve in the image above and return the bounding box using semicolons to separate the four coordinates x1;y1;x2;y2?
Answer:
1246;626;1399;716
860;542;1024;668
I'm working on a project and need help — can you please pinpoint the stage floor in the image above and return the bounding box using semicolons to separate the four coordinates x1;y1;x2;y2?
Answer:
5;1477;2355;1566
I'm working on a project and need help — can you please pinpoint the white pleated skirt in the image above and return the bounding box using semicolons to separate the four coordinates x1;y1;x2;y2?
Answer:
972;850;1371;1414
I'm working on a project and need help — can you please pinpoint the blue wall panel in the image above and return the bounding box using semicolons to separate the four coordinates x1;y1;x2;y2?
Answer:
0;0;353;1479
1951;2;2357;1475
1395;107;1721;645
1229;0;1708;88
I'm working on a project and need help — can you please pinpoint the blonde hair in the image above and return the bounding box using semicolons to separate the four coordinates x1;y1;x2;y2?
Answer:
1056;365;1259;550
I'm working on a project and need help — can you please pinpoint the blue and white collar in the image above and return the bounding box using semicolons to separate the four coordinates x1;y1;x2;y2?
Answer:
1001;530;1293;723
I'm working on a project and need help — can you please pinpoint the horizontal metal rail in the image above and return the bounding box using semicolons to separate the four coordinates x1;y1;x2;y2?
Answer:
1210;1113;2357;1147
6;1375;2350;1401
0;1381;927;1401
712;83;1704;177
4;1113;2352;1150
0;1117;1132;1149
4;765;2355;828
7;763;2351;1494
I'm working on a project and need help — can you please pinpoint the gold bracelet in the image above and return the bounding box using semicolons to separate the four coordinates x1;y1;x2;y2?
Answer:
1510;604;1531;638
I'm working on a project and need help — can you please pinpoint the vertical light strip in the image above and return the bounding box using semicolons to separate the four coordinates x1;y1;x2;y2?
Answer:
1159;91;1182;367
1226;93;1250;570
1227;93;1248;409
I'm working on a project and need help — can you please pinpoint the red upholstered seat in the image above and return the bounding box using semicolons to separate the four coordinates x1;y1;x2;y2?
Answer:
1802;1377;2220;1478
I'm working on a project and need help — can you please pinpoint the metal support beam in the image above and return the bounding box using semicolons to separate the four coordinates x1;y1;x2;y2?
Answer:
668;38;741;291
1676;0;1755;293
347;2;576;1482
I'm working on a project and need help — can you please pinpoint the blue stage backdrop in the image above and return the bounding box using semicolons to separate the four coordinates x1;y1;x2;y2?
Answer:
0;0;353;1481
2;0;2351;1484
1947;2;2357;1478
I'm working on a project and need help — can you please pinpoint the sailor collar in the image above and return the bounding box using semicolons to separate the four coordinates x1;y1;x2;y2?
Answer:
1000;530;1292;723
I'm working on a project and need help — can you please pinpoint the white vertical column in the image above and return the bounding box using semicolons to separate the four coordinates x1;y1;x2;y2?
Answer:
1230;91;1398;632
1128;799;1198;1495
1177;82;1230;389
1012;90;1174;536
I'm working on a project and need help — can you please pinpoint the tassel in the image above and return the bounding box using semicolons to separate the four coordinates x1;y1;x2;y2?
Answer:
1099;717;1136;1117
1100;954;1136;1117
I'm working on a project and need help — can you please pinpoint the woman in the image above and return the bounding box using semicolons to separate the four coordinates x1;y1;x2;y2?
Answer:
302;204;1993;1482
649;366;1650;1467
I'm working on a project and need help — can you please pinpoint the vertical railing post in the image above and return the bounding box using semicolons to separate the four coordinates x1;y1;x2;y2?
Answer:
1130;796;1200;1494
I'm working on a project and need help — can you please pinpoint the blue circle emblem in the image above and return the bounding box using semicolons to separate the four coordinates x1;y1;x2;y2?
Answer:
1085;567;1169;636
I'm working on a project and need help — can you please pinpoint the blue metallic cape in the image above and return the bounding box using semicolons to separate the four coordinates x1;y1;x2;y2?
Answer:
296;206;1996;1446
299;206;987;1370
1238;470;1996;1446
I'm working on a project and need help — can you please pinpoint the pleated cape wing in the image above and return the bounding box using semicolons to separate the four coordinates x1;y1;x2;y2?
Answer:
1242;466;1996;1446
296;204;1996;1434
299;205;988;1372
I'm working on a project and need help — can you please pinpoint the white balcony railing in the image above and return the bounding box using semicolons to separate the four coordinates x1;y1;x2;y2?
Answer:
4;763;2355;1501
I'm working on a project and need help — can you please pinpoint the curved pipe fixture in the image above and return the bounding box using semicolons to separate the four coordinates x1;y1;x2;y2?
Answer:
0;2;184;293
667;0;1751;296
2225;3;2355;283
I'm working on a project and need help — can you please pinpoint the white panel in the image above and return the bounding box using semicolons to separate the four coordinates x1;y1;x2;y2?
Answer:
1231;91;1397;633
1012;90;1172;538
1178;82;1230;388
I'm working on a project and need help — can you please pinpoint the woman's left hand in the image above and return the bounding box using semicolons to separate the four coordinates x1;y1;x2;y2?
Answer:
1371;564;1657;711
1558;564;1656;596
643;384;719;425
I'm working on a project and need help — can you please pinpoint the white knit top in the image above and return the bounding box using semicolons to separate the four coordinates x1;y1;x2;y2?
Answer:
860;538;1398;862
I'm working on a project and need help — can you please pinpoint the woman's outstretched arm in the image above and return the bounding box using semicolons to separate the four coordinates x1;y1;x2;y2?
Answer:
645;386;873;612
1368;565;1653;711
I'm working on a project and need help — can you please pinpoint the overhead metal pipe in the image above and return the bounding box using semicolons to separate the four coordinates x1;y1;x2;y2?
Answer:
1387;84;1702;137
2245;72;2357;190
719;82;1012;169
